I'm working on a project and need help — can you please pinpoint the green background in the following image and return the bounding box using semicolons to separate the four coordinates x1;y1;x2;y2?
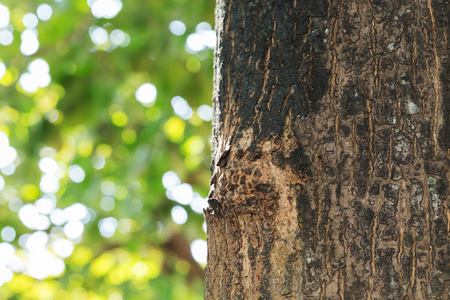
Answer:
0;0;215;298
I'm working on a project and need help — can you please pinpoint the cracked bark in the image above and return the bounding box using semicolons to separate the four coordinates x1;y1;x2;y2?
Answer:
205;0;449;299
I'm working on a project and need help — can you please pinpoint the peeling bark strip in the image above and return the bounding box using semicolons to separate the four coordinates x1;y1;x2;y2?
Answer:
206;0;449;299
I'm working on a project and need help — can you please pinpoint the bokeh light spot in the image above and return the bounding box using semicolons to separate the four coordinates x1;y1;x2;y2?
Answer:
190;194;208;214
35;195;56;215
132;261;148;277
100;197;115;211
162;171;180;189
39;174;59;193
98;217;118;238
28;58;50;76
89;0;123;19
19;204;51;230
20;29;39;56
186;57;201;73
50;209;67;226
0;62;6;79
63;220;84;239
1;226;16;242
52;239;74;258
9;198;23;213
111;111;128;127
0;132;17;168
190;239;207;264
96;144;112;158
115;185;128;200
109;294;123;300
19;58;51;93
197;104;213;121
171;206;188;225
0;29;13;46
25;248;65;279
135;83;157;106
89;26;108;45
25;231;48;250
0;175;4;191
186;34;205;52
110;29;130;47
171;96;193;120
101;180;115;195
117;218;132;234
0;162;13;175
39;157;58;174
0;4;10;28
167;183;193;205
37;4;52;21
90;253;115;276
175;260;190;275
64;203;89;224
196;22;212;32
78;140;93;157
0;242;15;267
23;13;38;29
68;165;85;183
163;117;185;142
169;20;186;36
121;129;136;144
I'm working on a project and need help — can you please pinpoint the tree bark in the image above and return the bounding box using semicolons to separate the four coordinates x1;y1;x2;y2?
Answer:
205;0;448;299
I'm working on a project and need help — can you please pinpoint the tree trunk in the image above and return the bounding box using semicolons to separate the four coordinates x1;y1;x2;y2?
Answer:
205;0;449;299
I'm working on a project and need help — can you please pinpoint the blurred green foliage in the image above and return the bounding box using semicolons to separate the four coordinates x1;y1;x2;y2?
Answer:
0;0;215;299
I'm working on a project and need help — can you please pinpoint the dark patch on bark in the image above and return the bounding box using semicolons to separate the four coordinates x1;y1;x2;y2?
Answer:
280;256;296;296
403;232;413;248
391;164;403;181
374;163;389;178
354;139;371;197
258;222;274;300
401;255;412;284
356;118;370;139
418;122;435;159
424;161;443;176
437;61;450;150
339;124;351;138
247;151;261;161
296;185;317;250
429;275;445;299
217;1;331;147
207;198;222;216
344;269;368;300
255;183;273;193
374;137;390;164
373;99;397;125
272;151;285;168
236;149;244;160
217;148;231;167
341;78;364;119
369;181;380;196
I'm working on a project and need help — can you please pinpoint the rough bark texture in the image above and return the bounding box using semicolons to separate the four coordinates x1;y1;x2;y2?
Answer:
205;0;449;299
